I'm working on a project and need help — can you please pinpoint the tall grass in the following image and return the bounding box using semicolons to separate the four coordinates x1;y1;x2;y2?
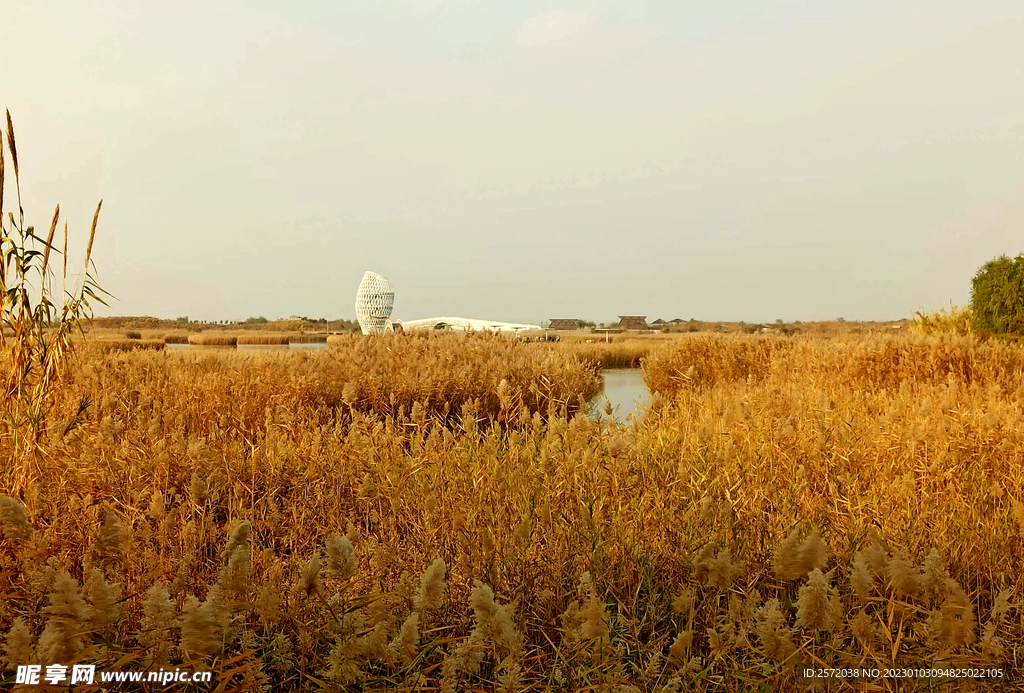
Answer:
642;332;1024;393
912;305;974;336
560;339;653;369
326;333;352;347
289;333;329;343
642;334;790;392
188;333;238;346
74;333;600;436
237;333;290;345
89;339;165;354
0;109;108;460
1;332;1021;690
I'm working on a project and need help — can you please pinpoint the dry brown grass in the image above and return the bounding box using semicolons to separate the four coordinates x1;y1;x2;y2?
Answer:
289;333;329;343
161;332;189;344
559;339;654;368
912;305;974;336
236;333;290;345
87;339;165;354
642;332;1024;393
1;332;1021;691
326;333;352;347
188;333;238;347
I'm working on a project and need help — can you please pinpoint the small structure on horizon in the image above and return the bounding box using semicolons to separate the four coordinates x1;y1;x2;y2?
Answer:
651;318;666;326
548;319;583;330
618;315;649;331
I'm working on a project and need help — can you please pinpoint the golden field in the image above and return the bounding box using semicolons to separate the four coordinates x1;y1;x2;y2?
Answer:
1;331;1022;691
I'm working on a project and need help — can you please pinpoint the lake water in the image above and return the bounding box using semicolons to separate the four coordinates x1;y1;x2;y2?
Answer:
590;368;650;423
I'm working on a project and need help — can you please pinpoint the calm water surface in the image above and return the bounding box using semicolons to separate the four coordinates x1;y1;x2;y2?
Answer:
590;368;650;423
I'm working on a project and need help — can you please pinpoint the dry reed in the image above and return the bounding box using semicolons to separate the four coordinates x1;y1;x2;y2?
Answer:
288;333;329;343
559;339;653;368
188;333;238;346
912;305;974;336
1;331;1021;690
88;339;165;354
237;333;290;345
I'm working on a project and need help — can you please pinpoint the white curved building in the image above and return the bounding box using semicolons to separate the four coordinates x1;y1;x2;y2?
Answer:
399;316;540;333
354;271;395;334
354;270;541;335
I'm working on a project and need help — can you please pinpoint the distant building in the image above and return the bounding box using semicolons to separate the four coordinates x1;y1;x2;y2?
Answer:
354;269;541;335
354;271;395;334
401;317;540;333
618;315;649;330
651;318;666;326
548;319;583;330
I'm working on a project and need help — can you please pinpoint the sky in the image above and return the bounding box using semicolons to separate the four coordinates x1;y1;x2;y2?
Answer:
2;0;1022;324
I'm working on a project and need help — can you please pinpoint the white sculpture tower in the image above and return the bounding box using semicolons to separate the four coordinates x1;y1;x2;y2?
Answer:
354;271;395;335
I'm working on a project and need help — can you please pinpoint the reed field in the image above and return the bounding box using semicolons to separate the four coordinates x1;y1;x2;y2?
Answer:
290;333;330;344
88;339;166;354
2;331;1024;691
237;333;291;346
912;306;975;337
561;340;654;369
188;333;240;347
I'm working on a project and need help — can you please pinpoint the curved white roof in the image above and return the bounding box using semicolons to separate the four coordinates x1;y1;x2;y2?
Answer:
399;316;540;333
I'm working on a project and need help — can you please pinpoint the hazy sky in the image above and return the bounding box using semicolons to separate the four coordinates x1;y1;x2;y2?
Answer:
3;1;1022;323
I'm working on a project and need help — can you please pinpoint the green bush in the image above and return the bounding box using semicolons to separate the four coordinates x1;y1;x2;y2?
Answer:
971;254;1024;334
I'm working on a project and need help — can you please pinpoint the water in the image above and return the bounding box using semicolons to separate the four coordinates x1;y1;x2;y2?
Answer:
590;368;650;423
237;344;290;351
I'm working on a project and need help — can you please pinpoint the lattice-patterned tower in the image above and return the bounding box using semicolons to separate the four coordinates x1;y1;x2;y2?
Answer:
354;271;395;335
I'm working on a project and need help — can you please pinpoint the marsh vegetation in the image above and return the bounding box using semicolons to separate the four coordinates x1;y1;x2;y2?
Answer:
2;331;1021;691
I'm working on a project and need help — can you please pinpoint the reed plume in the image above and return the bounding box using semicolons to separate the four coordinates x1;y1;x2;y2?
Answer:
325;534;356;581
40;204;59;276
83;200;101;273
795;569;841;632
754;599;796;663
2;619;35;672
0;496;32;541
36;573;89;664
139;583;176;664
772;526;828;580
415;558;447;614
178;595;223;657
849;551;874;603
